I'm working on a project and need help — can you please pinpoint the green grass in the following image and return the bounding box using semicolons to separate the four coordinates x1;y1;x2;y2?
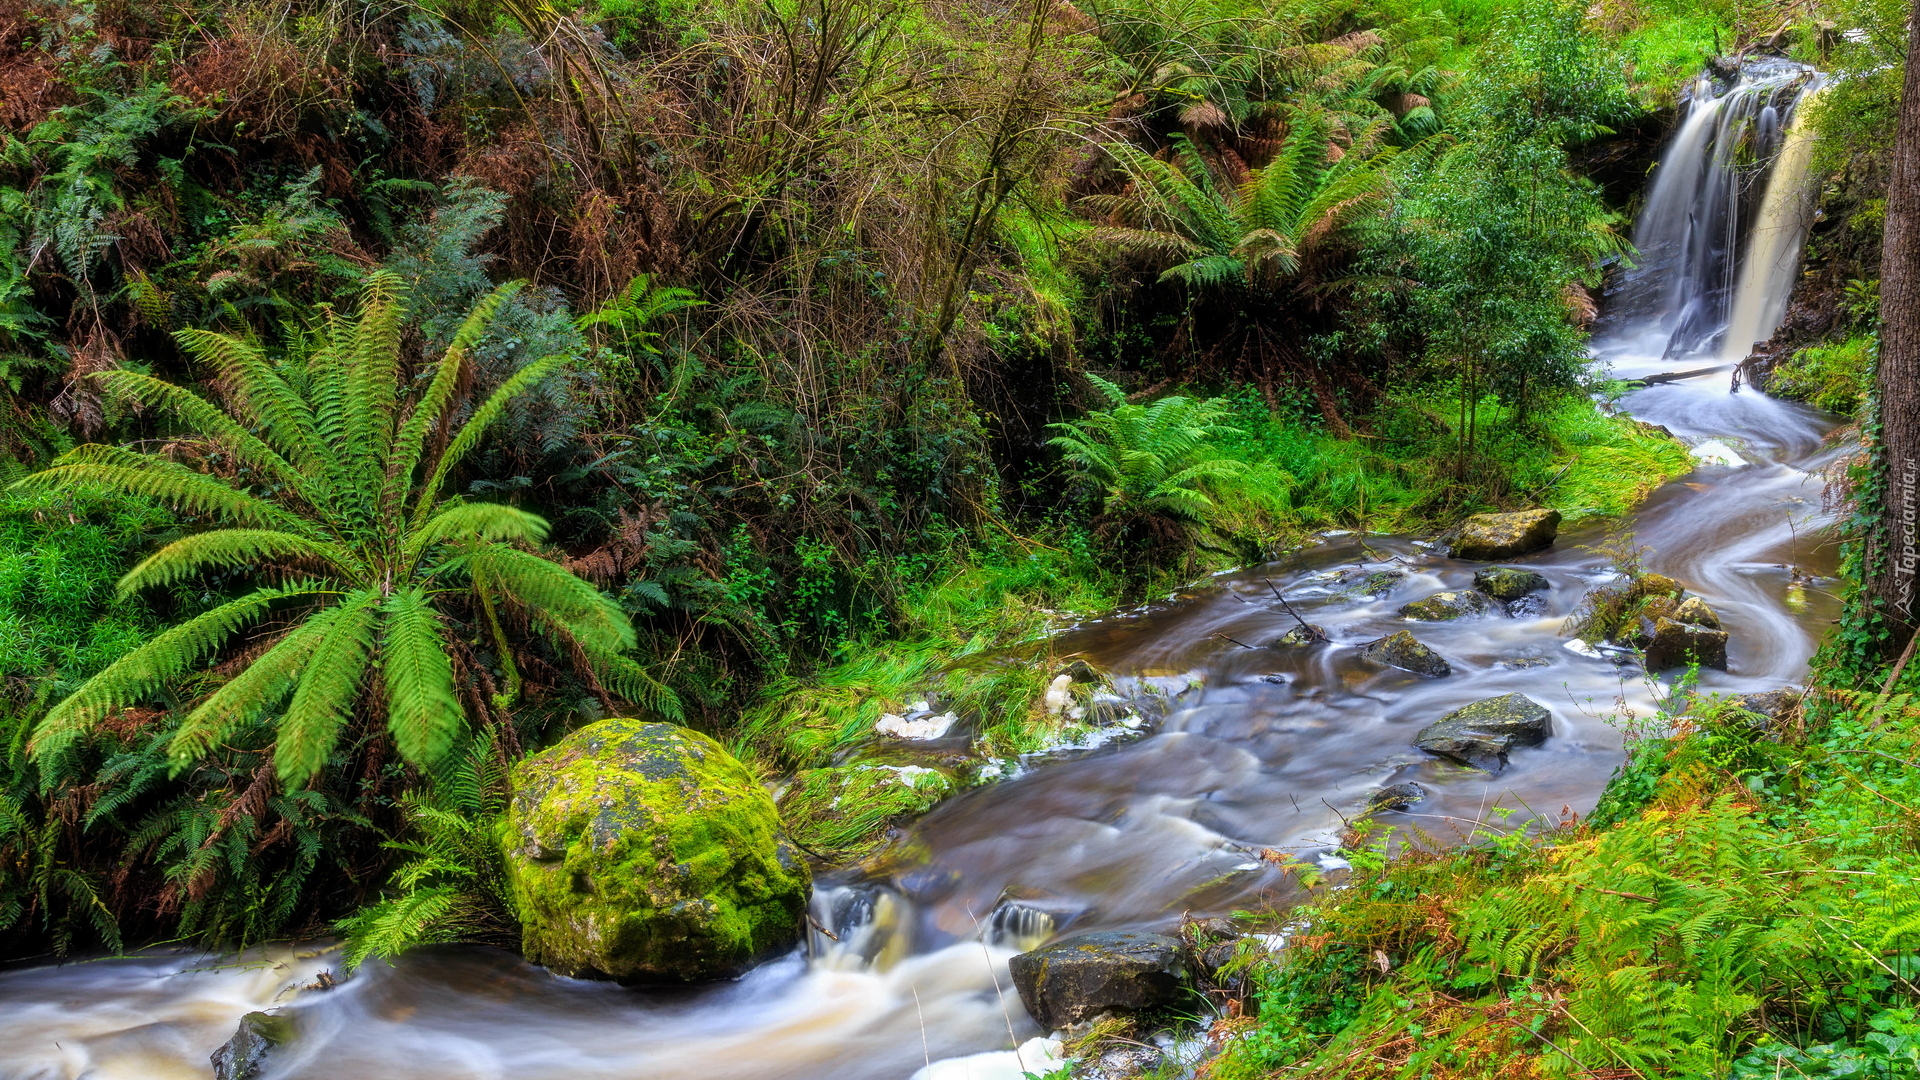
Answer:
731;540;1124;769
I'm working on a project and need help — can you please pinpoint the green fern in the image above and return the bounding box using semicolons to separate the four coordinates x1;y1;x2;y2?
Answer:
1046;373;1248;526
15;273;681;788
1085;107;1405;293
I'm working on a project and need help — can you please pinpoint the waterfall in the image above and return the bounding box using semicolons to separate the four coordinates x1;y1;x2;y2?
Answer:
1599;59;1824;366
1719;83;1827;364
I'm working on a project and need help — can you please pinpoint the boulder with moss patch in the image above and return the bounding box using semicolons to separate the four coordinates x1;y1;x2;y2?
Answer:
1399;590;1492;621
1448;510;1561;560
1473;567;1549;602
1414;693;1552;772
1360;631;1451;677
502;719;811;983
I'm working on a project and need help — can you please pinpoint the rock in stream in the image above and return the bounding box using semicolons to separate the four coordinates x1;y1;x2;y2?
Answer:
1008;931;1189;1030
1413;693;1553;772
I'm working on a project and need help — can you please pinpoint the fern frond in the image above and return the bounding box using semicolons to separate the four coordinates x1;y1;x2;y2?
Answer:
32;582;330;757
381;587;463;768
118;529;364;597
169;328;325;475
274;590;380;787
469;543;635;655
406;503;551;560
95;369;315;501
21;445;318;534
166;603;346;770
380;279;525;517
413;355;568;529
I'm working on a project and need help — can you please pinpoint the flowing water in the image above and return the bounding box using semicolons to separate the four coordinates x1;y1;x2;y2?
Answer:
0;61;1846;1080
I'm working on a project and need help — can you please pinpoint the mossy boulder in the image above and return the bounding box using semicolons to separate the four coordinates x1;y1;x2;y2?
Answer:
1398;590;1492;621
502;719;811;983
1414;693;1552;772
1360;630;1451;677
211;1011;292;1080
1644;617;1729;671
1448;509;1562;560
1473;566;1550;602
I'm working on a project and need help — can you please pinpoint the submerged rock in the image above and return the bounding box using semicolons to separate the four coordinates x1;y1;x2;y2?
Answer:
1009;931;1189;1030
1366;782;1428;813
1473;566;1550;602
211;1011;292;1080
1644;616;1730;671
1414;693;1552;772
1346;569;1407;598
1449;510;1562;560
502;719;811;983
1360;630;1451;677
1270;622;1330;647
1398;590;1492;621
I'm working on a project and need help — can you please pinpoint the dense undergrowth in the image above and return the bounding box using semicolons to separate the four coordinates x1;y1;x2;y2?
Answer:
1206;647;1920;1078
0;0;1877;977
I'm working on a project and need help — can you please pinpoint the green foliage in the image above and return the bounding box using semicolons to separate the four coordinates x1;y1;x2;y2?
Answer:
337;736;512;970
1772;333;1876;416
1047;374;1247;525
17;273;673;788
1087;110;1404;291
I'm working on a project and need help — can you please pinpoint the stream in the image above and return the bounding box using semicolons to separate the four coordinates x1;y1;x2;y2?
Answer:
0;61;1847;1080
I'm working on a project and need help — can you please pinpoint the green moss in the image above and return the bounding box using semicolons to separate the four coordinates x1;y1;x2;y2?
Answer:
777;763;956;861
501;719;811;982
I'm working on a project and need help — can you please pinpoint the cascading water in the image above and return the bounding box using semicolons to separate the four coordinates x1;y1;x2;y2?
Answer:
1601;58;1825;365
0;61;1848;1080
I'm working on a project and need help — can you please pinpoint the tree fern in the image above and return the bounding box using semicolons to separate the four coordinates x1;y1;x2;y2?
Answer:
15;275;677;788
1088;107;1404;293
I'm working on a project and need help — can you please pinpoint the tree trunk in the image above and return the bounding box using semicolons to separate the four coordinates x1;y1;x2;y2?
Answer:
1867;8;1920;649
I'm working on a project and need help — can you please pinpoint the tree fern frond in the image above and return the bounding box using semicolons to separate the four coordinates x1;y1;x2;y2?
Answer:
19;444;319;534
470;543;635;655
381;280;526;518
381;587;463;768
406;503;551;560
119;529;363;597
413;355;568;528
275;590;380;787
169;328;325;475
95;370;314;500
166;603;347;770
32;582;330;757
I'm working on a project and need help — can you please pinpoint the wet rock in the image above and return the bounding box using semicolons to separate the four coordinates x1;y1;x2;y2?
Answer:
1504;594;1549;618
1008;931;1190;1030
1270;622;1330;647
1674;595;1721;629
1366;782;1428;813
1414;693;1553;772
1398;590;1492;621
1499;655;1552;669
1644;616;1730;671
1061;658;1103;683
1733;688;1802;722
1347;569;1407;598
1473;567;1549;602
1360;631;1451;677
211;1011;292;1080
502;719;811;983
1449;509;1561;560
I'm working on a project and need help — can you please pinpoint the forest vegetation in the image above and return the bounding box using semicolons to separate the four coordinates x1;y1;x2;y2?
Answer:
0;0;1910;1072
